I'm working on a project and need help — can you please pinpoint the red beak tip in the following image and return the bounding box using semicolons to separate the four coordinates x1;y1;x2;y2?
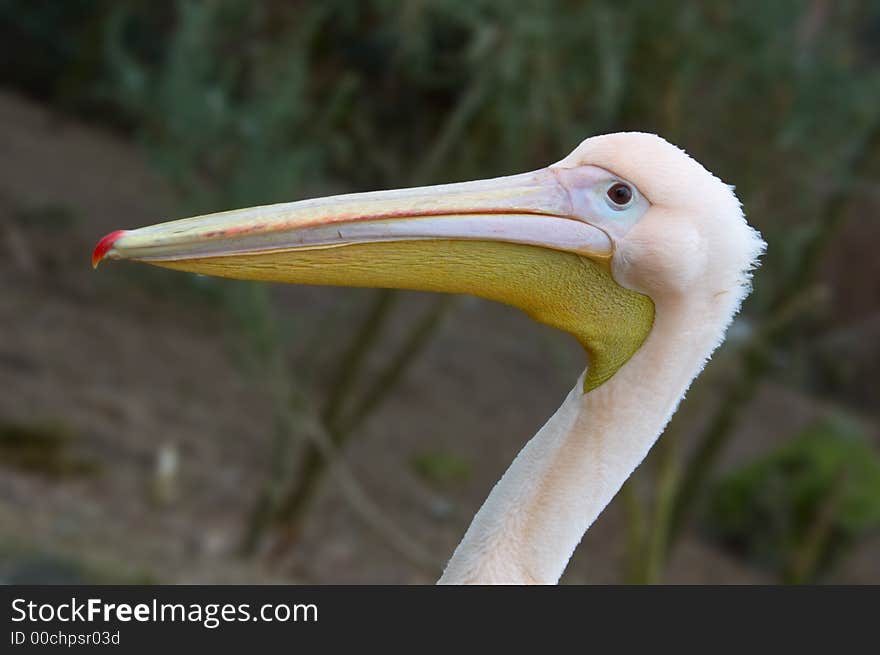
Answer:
92;230;126;269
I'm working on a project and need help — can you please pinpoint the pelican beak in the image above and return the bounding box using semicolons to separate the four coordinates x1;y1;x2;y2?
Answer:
93;169;612;266
93;168;653;390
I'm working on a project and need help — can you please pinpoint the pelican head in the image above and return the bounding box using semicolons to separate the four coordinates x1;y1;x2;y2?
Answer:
93;133;763;390
556;133;763;303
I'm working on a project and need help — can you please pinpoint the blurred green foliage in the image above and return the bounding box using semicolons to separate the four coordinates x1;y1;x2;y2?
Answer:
0;542;157;584
5;1;879;210
411;449;472;485
704;417;880;582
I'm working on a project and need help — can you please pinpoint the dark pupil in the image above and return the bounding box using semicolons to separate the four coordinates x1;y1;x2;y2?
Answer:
608;183;632;205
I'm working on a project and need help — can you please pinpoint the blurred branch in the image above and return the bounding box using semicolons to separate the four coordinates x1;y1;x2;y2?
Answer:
321;289;399;427
785;468;847;584
269;295;454;556
411;70;491;183
277;403;440;576
233;288;439;573
621;479;646;584
238;365;300;555
336;296;454;434
267;289;400;545
643;432;680;583
623;431;680;584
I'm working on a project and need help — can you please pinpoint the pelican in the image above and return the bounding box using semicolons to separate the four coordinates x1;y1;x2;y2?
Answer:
93;133;764;584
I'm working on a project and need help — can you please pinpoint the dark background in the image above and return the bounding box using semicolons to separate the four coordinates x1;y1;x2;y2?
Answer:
0;0;878;584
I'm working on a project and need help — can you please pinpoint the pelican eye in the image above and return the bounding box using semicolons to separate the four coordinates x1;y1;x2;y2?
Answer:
606;182;634;209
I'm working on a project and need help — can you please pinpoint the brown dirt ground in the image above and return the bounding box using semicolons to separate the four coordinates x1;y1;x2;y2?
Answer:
0;91;876;584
